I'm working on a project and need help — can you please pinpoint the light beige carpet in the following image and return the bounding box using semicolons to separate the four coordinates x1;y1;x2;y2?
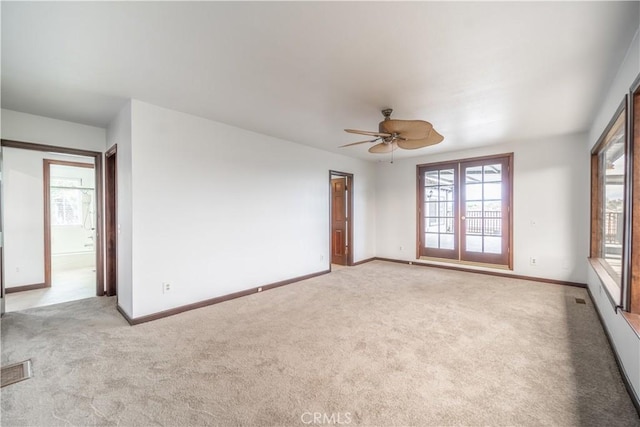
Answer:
1;261;639;426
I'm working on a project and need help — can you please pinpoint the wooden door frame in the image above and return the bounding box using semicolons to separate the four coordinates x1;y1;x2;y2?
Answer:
105;145;117;297
329;171;354;268
44;159;95;288
416;153;514;269
1;139;105;296
416;162;460;260
459;155;512;266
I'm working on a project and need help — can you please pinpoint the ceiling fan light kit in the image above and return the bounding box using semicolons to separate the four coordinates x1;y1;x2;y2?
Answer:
341;108;444;155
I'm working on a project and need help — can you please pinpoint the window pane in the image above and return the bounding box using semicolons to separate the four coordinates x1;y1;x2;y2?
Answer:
484;236;502;254
425;171;439;186
439;169;455;185
438;186;454;200
466;216;482;235
465;183;482;200
425;233;438;248
465;166;482;183
425;202;438;217
466;235;482;252
440;234;454;250
51;188;83;226
466;201;482;217
425;218;439;233
484;219;501;236
594;107;626;287
483;164;502;182
439;218;453;233
424;187;438;200
483;200;501;215
443;202;454;217
484;182;501;199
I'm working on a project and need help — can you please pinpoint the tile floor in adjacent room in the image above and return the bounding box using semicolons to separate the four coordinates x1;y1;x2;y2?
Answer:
5;267;96;312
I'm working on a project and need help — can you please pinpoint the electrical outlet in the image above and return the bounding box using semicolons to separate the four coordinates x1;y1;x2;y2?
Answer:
530;257;538;266
258;287;263;292
162;282;171;294
399;245;404;251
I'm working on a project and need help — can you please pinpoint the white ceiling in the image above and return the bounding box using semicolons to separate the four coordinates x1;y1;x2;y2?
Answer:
2;1;639;160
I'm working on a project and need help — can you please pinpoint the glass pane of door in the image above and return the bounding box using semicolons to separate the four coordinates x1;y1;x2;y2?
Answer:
460;160;509;265
420;163;458;259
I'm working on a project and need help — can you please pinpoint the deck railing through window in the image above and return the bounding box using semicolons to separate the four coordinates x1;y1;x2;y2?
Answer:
466;211;501;235
605;211;623;244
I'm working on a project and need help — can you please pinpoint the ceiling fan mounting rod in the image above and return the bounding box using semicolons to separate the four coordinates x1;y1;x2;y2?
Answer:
381;108;393;120
384;132;400;144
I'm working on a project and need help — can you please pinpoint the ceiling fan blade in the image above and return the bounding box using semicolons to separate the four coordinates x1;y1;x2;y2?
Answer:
345;129;392;137
396;129;444;149
379;120;433;140
339;138;379;148
368;142;398;154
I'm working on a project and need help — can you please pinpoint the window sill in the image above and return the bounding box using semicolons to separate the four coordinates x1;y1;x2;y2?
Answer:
588;257;622;308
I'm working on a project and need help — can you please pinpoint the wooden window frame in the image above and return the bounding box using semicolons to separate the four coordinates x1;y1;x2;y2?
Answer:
628;75;640;315
590;97;628;308
416;153;514;269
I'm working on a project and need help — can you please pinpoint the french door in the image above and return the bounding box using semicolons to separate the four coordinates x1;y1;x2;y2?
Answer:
418;154;512;267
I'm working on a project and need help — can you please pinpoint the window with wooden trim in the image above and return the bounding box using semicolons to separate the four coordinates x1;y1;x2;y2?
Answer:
591;101;626;290
417;153;513;268
590;98;627;304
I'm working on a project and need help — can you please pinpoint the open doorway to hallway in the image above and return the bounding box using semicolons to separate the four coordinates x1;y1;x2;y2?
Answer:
329;171;353;270
2;144;101;312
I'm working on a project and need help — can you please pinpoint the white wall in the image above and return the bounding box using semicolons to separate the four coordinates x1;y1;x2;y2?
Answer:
1;109;106;152
122;100;376;318
375;133;589;283
587;29;640;403
106;101;133;317
1;110;104;289
2;147;94;287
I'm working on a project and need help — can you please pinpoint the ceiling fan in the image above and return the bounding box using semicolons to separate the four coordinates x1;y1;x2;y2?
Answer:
341;108;444;154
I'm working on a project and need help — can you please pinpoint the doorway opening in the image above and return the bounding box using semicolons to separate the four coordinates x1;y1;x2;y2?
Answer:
43;159;97;305
329;171;354;269
1;140;104;313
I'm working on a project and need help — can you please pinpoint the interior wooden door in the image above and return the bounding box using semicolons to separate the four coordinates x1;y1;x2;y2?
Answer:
331;177;347;265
